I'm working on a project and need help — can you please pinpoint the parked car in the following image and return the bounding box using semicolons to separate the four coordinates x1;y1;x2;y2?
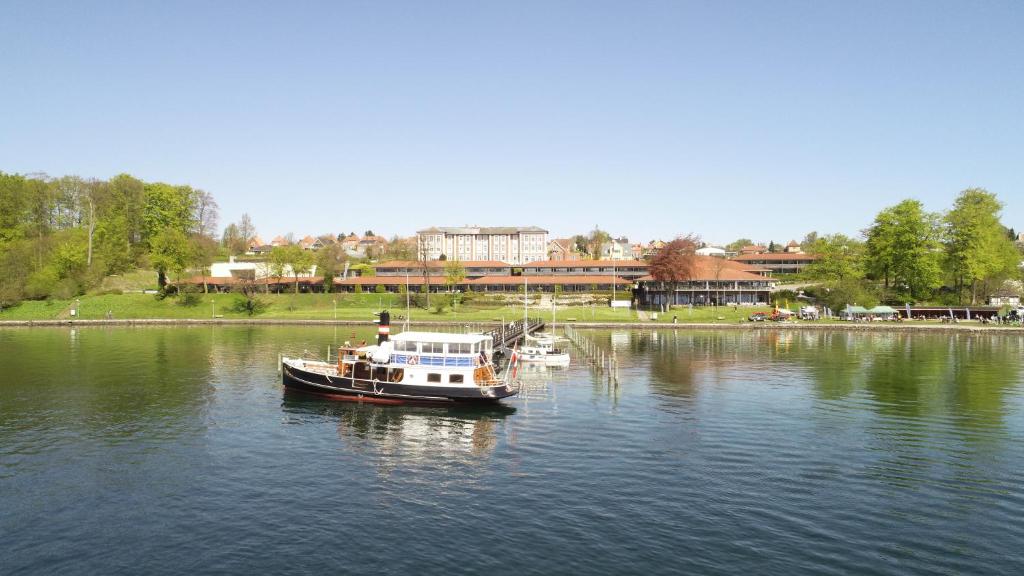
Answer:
748;312;768;322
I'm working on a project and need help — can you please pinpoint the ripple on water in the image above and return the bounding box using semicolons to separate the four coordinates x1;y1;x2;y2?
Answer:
2;326;1024;575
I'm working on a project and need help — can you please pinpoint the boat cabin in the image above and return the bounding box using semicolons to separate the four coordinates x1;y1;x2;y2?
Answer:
336;332;498;386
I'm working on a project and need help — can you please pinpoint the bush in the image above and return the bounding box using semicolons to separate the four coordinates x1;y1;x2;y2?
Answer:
52;278;81;300
231;295;269;316
176;284;202;307
354;284;363;294
375;284;386;293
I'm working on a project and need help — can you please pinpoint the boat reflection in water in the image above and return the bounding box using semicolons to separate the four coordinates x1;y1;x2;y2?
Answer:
282;391;515;460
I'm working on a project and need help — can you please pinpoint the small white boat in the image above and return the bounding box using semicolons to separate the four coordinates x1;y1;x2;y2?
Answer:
517;334;571;366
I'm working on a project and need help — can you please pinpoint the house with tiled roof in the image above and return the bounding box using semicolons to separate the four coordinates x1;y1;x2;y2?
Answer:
547;238;582;261
635;256;778;306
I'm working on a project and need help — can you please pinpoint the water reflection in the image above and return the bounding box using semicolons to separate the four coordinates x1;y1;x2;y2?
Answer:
281;393;514;461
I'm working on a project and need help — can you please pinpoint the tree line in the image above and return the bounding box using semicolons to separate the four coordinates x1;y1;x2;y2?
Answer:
802;189;1020;309
649;189;1021;312
1;172;219;305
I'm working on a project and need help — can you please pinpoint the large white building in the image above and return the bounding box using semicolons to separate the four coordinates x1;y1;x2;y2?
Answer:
417;226;548;264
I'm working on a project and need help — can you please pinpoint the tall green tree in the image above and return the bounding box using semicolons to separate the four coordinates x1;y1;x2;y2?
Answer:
150;228;194;288
944;188;1020;304
805;234;864;282
288;245;315;294
864;199;942;301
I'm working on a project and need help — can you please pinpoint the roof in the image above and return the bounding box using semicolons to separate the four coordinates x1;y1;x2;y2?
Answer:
731;253;820;262
417;226;548;235
467;275;632;285
391;331;493;344
522;259;648;268
638;256;777;282
843;305;869;313
336;276;452;285
375;260;511;269
869;306;898;313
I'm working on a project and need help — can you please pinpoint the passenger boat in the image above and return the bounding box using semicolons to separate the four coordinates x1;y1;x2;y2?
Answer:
281;311;518;405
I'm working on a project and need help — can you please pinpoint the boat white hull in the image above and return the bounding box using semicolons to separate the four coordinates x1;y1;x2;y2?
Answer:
518;352;571;366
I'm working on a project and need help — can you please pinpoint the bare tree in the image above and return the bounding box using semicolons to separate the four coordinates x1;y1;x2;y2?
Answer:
238;213;256;246
192;189;219;238
418;241;432;307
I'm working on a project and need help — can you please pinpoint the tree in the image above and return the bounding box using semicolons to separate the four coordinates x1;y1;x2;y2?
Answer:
649;235;699;306
805;234;864;282
725;238;753;253
190;234;219;293
268;246;290;293
864;199;942;301
417;241;432;307
316;243;346;292
288;245;315;294
801;231;819;249
143;182;195;246
150;228;194;289
587;226;611;260
192;189;218;238
238;213;256;246
444;259;466;309
221;223;245;255
944;188;1021;304
767;240;778;253
364;230;375;237
572;235;589;256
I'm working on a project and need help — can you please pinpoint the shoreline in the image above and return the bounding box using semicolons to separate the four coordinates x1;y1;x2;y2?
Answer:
2;318;1023;334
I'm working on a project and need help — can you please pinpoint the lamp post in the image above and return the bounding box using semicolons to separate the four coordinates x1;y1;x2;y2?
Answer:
211;299;215;319
333;299;337;320
76;298;81;319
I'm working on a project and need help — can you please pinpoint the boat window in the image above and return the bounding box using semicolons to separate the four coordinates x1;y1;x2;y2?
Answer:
449;374;464;383
373;367;388;381
427;373;442;383
430;342;444;354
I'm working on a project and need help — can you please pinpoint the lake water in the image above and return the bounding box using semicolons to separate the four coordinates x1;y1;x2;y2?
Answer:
2;326;1023;575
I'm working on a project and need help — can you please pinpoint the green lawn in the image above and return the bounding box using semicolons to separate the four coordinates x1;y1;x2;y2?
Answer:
0;292;1014;327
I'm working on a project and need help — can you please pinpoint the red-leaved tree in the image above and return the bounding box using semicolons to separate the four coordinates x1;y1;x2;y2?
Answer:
649;235;699;306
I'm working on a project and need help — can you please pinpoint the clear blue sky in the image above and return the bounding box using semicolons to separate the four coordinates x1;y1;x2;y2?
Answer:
2;0;1022;245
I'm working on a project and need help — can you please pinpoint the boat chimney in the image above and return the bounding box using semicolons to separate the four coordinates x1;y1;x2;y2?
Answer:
377;310;390;344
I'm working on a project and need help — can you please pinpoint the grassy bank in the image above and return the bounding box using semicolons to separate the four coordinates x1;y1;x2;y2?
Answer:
0;292;1015;329
0;292;743;323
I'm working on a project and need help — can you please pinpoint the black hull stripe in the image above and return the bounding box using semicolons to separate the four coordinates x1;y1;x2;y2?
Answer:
282;365;516;402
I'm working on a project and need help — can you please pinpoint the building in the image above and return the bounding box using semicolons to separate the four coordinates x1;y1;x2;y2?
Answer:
635;257;778;306
695;246;727;258
374;260;512;279
417;226;548;264
333;274;631;293
599;239;633;261
738;245;767;255
784;240;803;254
207;256;318;281
522;259;650;280
729;252;819;274
547;238;583;261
